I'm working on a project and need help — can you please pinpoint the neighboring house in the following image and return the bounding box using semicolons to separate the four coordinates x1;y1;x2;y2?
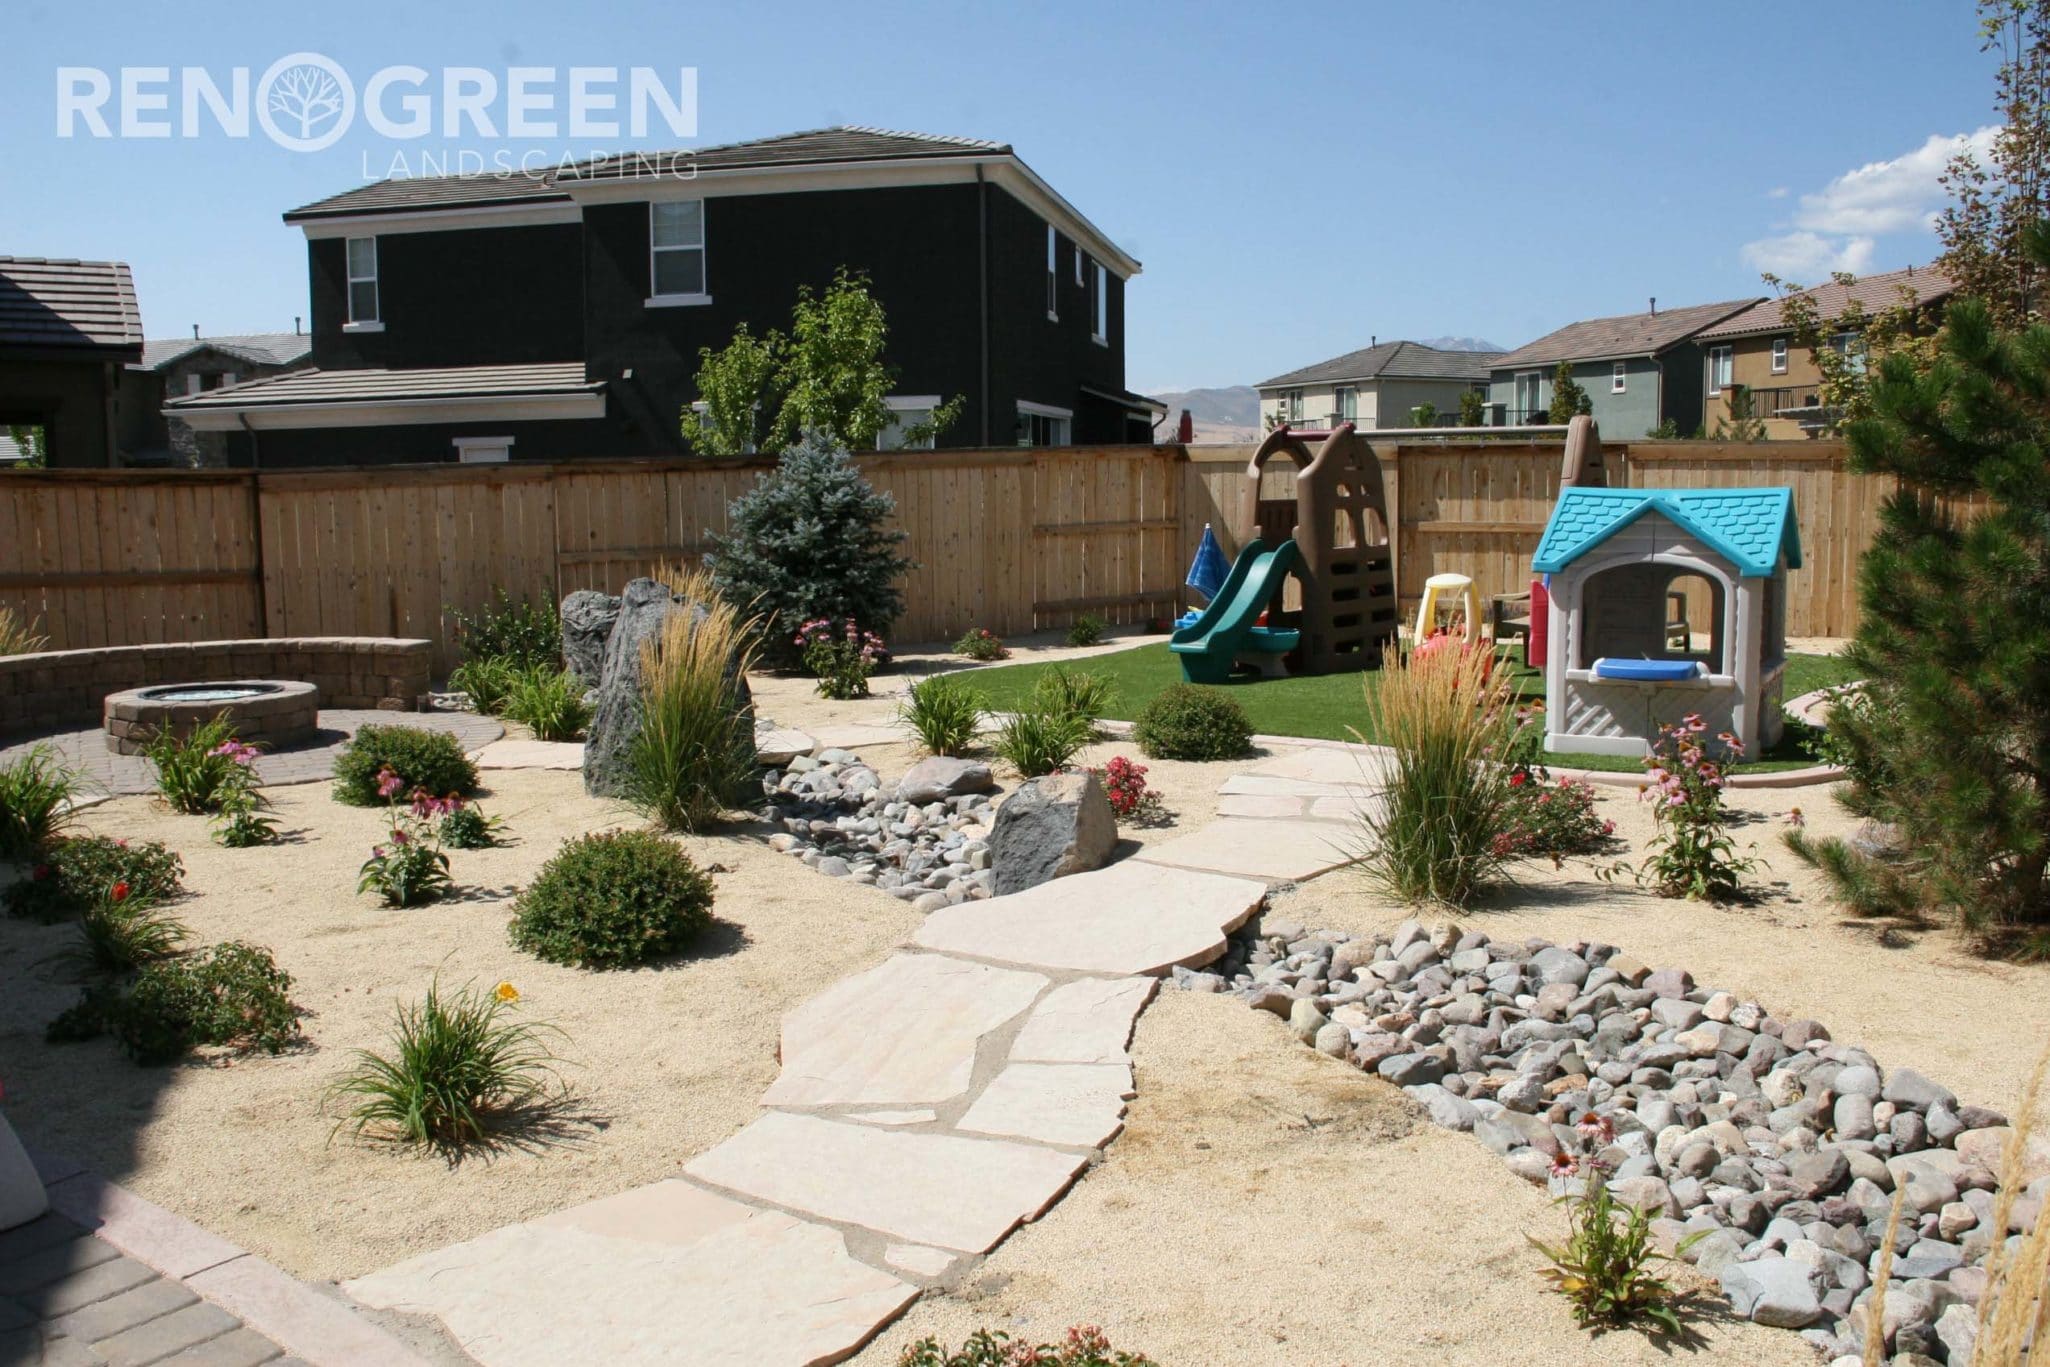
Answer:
165;127;1156;467
120;331;315;465
0;257;144;468
1254;340;1502;430
1695;266;1955;438
1488;297;1762;437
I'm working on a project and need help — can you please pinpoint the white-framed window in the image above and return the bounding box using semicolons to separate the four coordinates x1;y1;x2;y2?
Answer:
1514;370;1544;416
1073;240;1085;287
877;395;942;451
1707;345;1733;395
1334;386;1357;422
1276;388;1304;422
1611;360;1627;393
345;236;380;328
184;374;202;396
1046;225;1058;321
1771;337;1788;374
451;436;513;464
1091;262;1108;345
1015;399;1072;447
648;200;708;304
1829;330;1866;375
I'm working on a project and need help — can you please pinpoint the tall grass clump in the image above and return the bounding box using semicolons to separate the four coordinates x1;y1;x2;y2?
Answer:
43;881;188;982
1031;666;1116;739
899;675;985;757
1355;645;1521;907
142;715;262;815
1968;1044;2050;1366
0;744;83;861
500;666;591;741
626;568;761;832
994;708;1091;778
0;606;47;656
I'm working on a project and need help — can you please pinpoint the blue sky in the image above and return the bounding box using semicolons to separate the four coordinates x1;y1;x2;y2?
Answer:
0;0;2002;394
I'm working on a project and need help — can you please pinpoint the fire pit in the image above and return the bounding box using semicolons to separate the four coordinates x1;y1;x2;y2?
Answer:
103;680;320;756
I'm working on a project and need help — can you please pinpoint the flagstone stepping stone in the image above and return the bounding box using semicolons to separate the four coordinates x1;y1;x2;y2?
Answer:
1218;773;1370;798
1242;745;1393;787
1309;792;1381;823
762;954;1047;1108
1010;977;1157;1065
1216;793;1314;820
957;1063;1135;1149
805;722;910;751
1137;817;1355;883
755;728;815;766
883;1244;957;1279
849;1109;937;1127
684;1112;1087;1254
344;1179;915;1367
473;739;585;770
912;861;1266;976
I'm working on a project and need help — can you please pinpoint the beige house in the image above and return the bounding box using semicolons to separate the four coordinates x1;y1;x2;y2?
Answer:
1255;340;1501;430
1697;266;1955;439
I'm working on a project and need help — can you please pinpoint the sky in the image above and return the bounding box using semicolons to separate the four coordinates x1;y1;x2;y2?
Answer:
0;0;2007;395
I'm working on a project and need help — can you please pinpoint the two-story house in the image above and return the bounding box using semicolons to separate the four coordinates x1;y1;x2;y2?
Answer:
1254;340;1502;430
165;127;1155;466
120;330;314;465
1695;266;1955;438
0;257;144;468
1487;296;1761;437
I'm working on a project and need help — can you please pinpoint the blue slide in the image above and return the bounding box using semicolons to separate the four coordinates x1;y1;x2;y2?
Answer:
1169;537;1303;684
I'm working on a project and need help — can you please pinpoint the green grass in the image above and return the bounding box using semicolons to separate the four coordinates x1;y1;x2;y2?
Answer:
956;645;1860;773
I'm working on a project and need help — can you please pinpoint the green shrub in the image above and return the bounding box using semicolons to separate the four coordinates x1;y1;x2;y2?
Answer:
448;656;519;715
953;627;1009;662
510;830;716;969
333;725;480;806
0;744;83;861
212;801;281;848
899;675;986;757
43;882;188;982
897;1326;1156;1367
438;802;502;849
6;836;184;923
994;707;1091;778
50;942;300;1064
1502;769;1614;862
142;716;262;815
625;583;760;833
450;589;561;672
1133;684;1252;761
1065;614;1108;648
1033;666;1115;737
329;978;561;1153
500;666;592;742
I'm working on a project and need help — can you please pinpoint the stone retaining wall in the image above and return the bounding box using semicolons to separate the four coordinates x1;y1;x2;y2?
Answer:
0;638;433;738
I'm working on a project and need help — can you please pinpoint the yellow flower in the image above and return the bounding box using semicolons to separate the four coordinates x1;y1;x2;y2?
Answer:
494;981;520;1003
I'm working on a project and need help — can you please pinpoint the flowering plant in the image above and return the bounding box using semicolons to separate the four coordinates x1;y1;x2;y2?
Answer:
356;767;455;907
795;618;887;699
1607;714;1758;901
1529;1111;1701;1334
1092;756;1167;826
438;798;504;850
143;717;264;815
1499;766;1614;865
952;627;1010;662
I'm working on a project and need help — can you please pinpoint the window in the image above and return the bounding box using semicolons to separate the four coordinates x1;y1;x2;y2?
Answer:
1830;331;1867;375
1091;262;1108;345
1277;388;1304;423
1334;386;1357;422
1707;345;1733;395
877;396;941;451
1771;337;1788;374
345;237;379;327
452;436;513;464
1074;240;1085;287
649;200;707;302
1514;370;1544;417
1015;400;1072;447
1611;361;1627;394
184;374;202;396
1046;225;1058;321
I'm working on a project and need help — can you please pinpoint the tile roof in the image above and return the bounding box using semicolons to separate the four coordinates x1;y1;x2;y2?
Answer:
0;257;143;353
162;362;599;410
1532;487;1801;579
141;332;313;371
1257;340;1504;389
284;126;1008;219
1697;266;1956;340
1493;298;1763;370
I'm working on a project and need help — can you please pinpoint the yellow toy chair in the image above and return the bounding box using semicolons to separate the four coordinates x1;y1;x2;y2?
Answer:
1413;572;1482;646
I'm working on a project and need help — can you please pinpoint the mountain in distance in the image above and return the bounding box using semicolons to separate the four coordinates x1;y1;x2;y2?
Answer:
1417;335;1505;352
1146;384;1260;444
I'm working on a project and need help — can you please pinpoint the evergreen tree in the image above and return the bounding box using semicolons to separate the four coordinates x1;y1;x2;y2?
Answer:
1710;384;1767;441
1788;223;2050;949
1547;362;1593;423
707;431;917;665
1458;388;1486;427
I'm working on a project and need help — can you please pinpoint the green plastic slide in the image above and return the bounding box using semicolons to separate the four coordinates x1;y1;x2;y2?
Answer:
1169;537;1303;683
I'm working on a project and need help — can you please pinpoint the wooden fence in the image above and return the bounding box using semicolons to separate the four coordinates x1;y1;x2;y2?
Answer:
0;438;1931;676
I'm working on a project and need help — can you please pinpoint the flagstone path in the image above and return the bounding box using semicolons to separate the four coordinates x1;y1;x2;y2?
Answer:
342;739;1384;1366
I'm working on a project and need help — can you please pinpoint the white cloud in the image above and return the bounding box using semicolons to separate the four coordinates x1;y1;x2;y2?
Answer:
1766;186;1790;200
1740;231;1878;278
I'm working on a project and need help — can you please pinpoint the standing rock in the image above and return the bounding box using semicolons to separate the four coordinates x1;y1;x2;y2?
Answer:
560;589;623;690
988;771;1117;894
584;578;755;798
896;756;996;804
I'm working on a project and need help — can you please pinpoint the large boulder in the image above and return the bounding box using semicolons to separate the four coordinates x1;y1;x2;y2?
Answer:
560;589;623;690
987;770;1116;895
896;756;995;804
583;578;754;798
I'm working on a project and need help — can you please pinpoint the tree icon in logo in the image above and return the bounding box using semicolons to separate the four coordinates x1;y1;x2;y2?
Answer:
256;53;355;152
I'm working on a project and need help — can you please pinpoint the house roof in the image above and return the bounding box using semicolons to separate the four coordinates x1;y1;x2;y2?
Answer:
0;257;144;355
1257;340;1504;389
1531;487;1802;579
1696;266;1957;341
1493;298;1763;370
140;332;313;372
162;362;600;411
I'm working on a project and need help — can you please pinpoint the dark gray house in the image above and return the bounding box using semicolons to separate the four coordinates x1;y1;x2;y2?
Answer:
0;257;144;468
121;331;314;465
167;127;1155;466
1487;297;1761;437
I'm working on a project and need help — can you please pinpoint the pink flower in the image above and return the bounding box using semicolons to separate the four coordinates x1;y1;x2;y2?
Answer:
1549;1153;1579;1179
376;767;404;799
1577;1112;1615;1143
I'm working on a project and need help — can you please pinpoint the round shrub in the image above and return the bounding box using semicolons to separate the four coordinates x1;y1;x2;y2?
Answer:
1133;684;1253;761
509;830;715;968
5;836;184;924
333;725;481;806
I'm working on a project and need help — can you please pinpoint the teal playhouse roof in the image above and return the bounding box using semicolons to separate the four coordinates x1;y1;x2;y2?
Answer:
1531;487;1801;578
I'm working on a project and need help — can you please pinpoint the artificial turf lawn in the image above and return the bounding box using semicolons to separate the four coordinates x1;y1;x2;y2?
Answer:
954;643;1860;773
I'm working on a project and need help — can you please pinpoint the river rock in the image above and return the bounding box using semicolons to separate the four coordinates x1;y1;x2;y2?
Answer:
897;756;996;804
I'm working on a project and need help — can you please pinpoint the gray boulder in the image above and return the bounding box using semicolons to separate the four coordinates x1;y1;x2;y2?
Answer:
988;771;1117;895
583;578;755;799
897;756;996;804
1720;1256;1822;1328
560;589;623;689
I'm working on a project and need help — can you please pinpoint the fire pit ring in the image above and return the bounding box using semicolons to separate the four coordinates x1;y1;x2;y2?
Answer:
103;680;321;756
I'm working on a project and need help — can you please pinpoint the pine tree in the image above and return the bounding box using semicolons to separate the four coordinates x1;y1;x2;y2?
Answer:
1547;362;1593;423
707;431;917;665
1788;223;2050;949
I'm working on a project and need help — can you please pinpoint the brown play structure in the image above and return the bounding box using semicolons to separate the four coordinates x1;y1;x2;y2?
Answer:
1236;420;1401;673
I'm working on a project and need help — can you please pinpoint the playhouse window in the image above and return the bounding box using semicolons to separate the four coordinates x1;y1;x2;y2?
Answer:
1576;562;1726;674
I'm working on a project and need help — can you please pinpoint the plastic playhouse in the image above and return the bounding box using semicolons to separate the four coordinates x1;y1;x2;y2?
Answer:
1529;446;1801;757
1171;422;1399;684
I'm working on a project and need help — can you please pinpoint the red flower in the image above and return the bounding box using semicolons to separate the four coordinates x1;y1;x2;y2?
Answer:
1510;771;1528;787
31;863;50;882
109;880;130;903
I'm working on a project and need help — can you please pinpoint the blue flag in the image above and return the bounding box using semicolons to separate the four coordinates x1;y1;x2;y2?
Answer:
1186;523;1230;601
